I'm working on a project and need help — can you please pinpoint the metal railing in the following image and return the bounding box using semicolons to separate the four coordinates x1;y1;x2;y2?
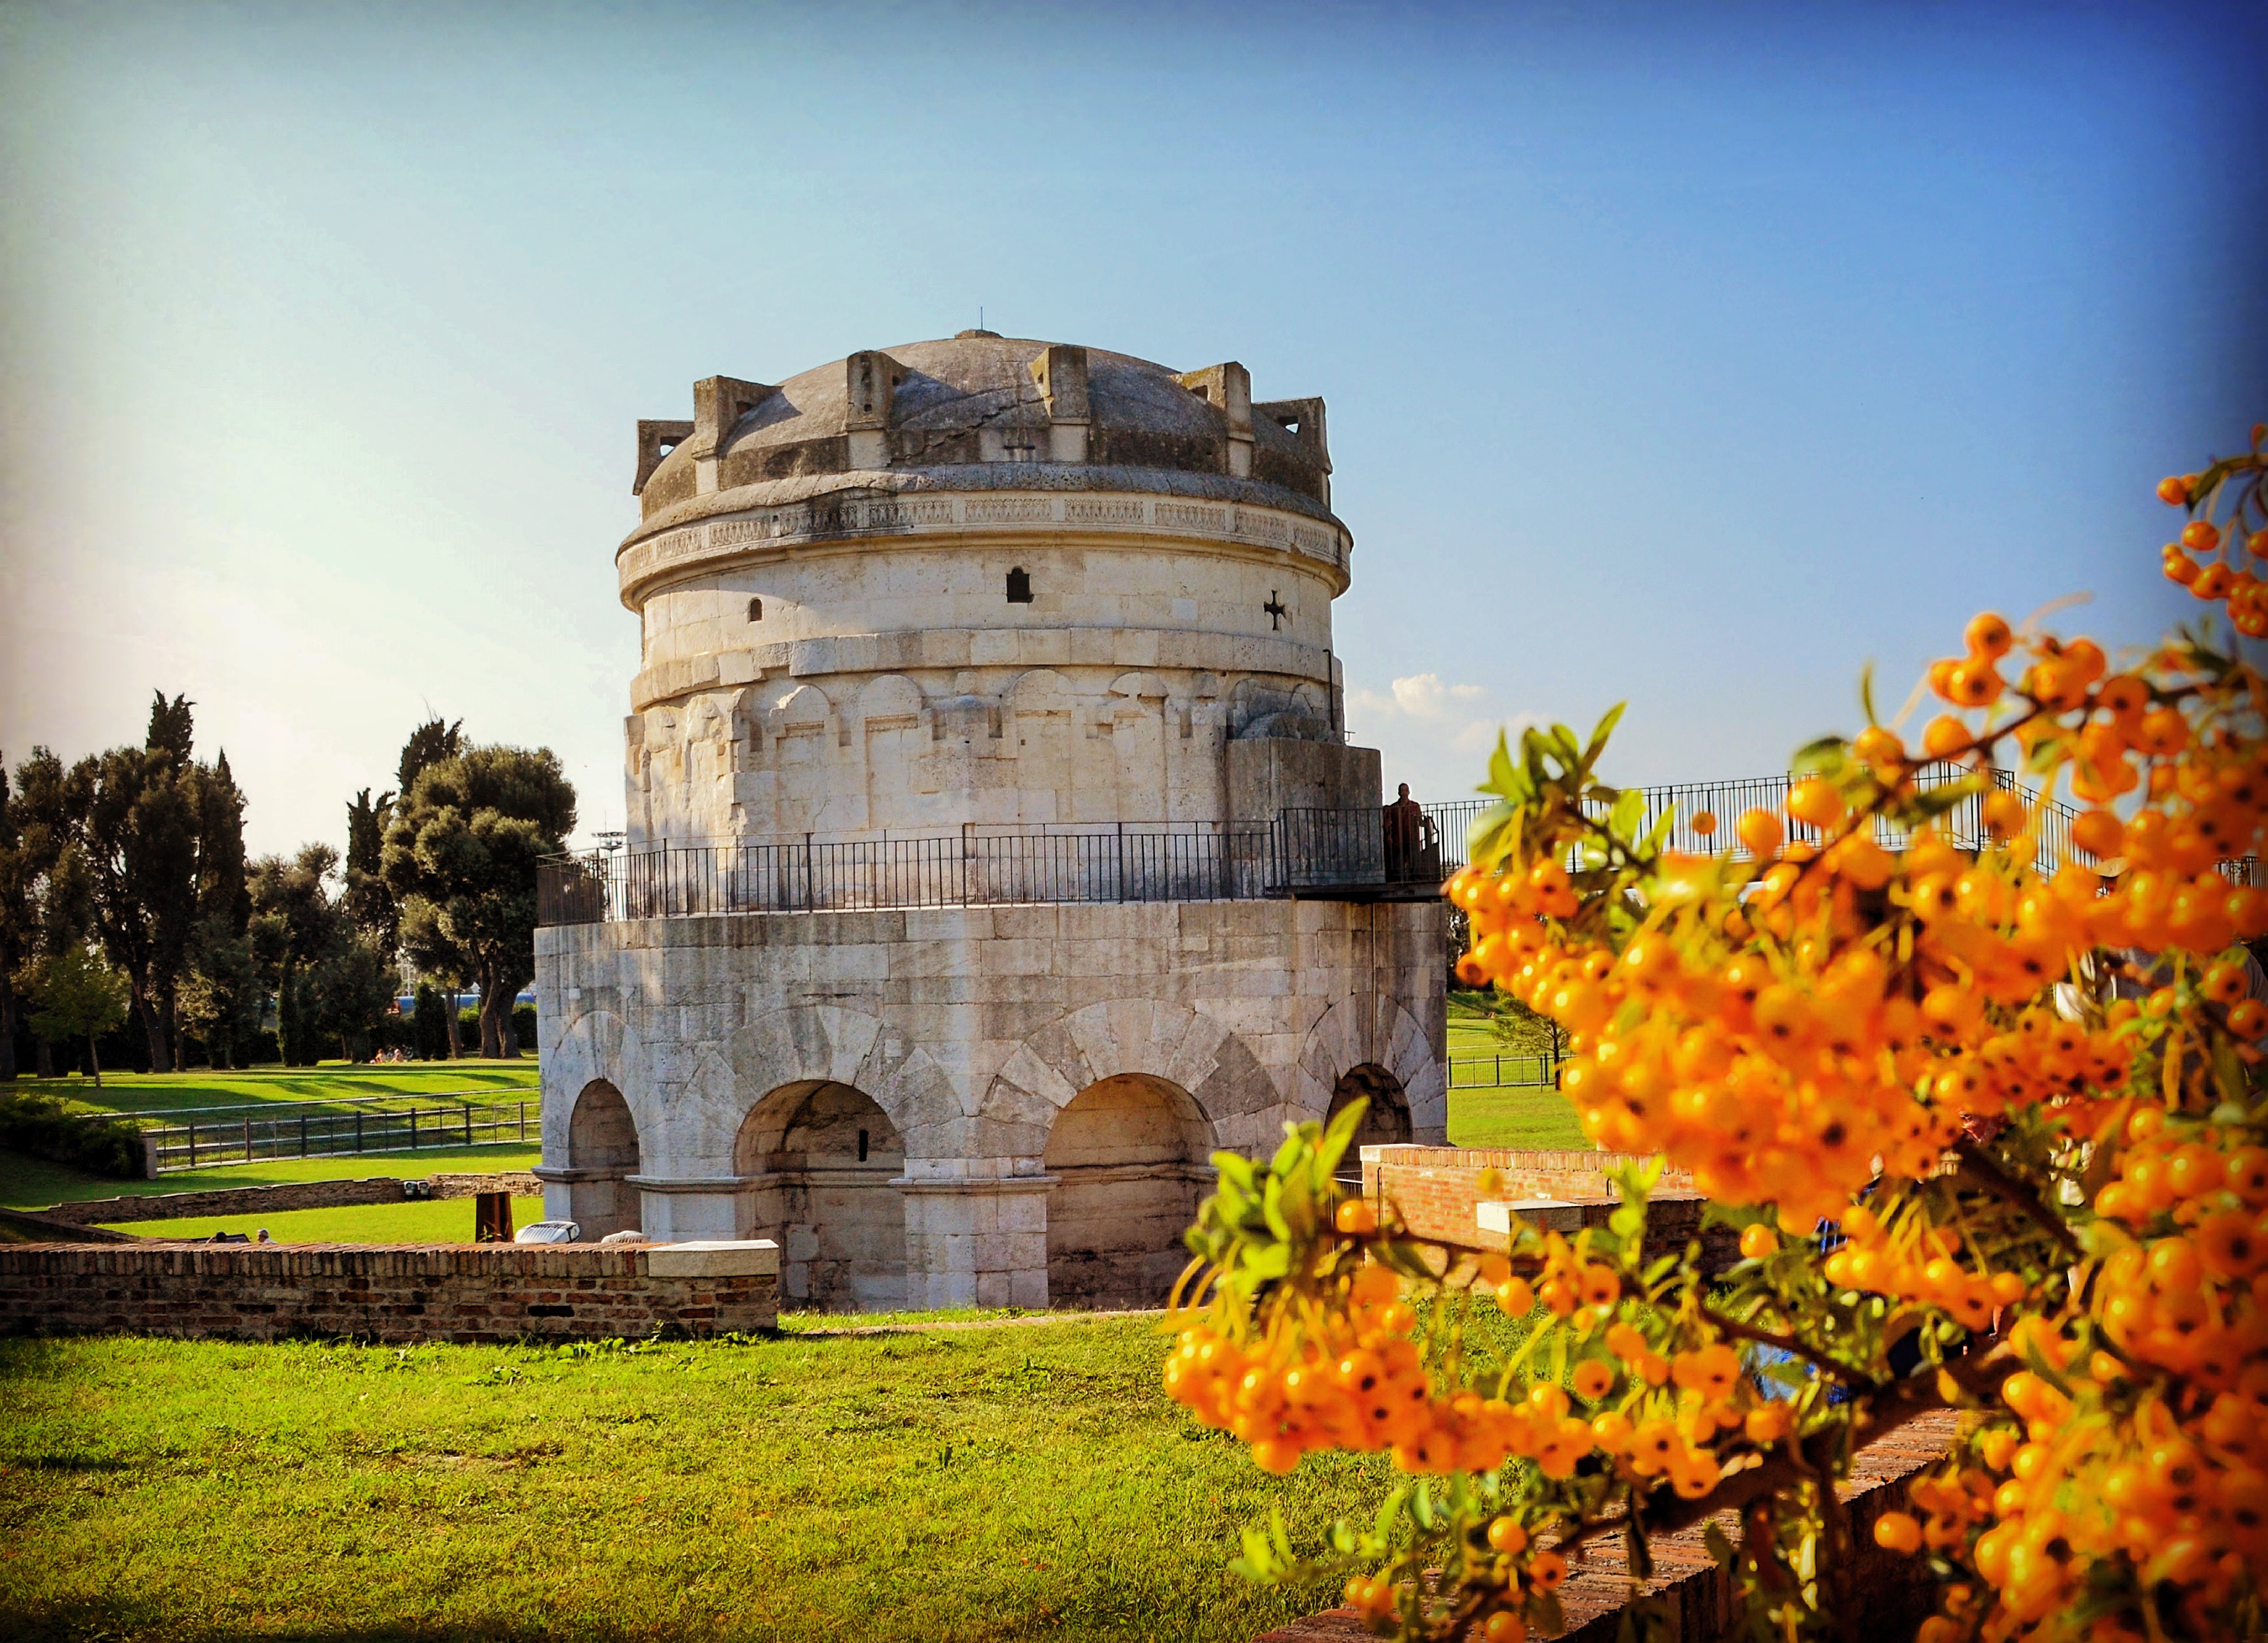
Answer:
539;803;1482;926
537;770;2233;928
144;1101;535;1173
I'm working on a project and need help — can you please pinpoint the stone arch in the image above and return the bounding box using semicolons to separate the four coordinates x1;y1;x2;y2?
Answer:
1295;993;1446;1144
564;1079;642;1238
1043;1072;1215;1308
1326;1063;1413;1182
734;1080;907;1311
984;997;1280;1162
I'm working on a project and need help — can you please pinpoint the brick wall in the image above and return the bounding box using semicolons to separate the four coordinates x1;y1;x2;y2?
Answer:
1362;1147;1738;1274
0;1242;778;1344
1254;1412;1957;1642
36;1172;540;1227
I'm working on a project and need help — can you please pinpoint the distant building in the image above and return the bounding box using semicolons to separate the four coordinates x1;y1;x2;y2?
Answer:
535;333;1445;1309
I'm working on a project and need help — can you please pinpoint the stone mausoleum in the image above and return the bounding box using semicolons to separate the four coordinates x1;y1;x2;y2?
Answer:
534;332;1449;1311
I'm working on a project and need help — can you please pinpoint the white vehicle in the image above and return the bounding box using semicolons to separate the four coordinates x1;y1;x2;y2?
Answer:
513;1219;583;1245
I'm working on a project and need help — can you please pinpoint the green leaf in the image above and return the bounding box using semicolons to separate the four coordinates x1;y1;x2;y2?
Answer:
1261;1173;1293;1244
1703;1520;1736;1566
1584;702;1627;766
1609;788;1646;843
1858;663;1879;727
1318;1097;1367;1179
1791;736;1849;778
1485;731;1519;798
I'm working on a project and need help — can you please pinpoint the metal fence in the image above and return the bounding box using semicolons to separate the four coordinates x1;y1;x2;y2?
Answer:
1591;765;2090;872
145;1101;535;1173
1447;1053;1560;1090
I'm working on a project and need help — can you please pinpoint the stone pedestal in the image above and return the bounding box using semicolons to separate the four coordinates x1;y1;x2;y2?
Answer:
894;1174;1058;1309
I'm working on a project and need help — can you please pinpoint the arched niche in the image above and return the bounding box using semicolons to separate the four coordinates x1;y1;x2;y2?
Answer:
1328;1064;1412;1146
1042;1073;1216;1308
734;1080;906;1311
565;1080;642;1238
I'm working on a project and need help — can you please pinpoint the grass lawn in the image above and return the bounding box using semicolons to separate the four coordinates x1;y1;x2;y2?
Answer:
17;1061;539;1119
1;1142;543;1212
0;1322;1391;1642
1445;1087;1590;1151
98;1194;548;1243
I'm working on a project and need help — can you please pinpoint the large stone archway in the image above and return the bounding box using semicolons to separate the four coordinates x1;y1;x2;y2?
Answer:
1042;1072;1216;1308
561;1079;642;1238
983;997;1279;1158
734;1080;906;1311
1295;993;1446;1144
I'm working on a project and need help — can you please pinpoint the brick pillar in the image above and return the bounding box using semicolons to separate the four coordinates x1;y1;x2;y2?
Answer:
893;1173;1057;1309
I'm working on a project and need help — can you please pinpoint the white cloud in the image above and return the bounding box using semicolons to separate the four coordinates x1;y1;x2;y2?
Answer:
1344;673;1534;803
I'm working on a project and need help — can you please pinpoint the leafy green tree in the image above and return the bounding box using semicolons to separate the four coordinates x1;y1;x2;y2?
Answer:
343;787;398;950
396;717;463;796
62;694;247;1072
411;980;452;1061
178;920;260;1069
309;933;398;1063
381;744;574;1059
250;844;343;1067
17;943;131;1086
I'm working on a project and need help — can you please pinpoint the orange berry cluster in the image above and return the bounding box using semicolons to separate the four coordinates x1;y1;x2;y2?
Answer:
1901;1324;2268;1638
1817;1202;2025;1331
2161;441;2268;636
2088;1110;2268;1385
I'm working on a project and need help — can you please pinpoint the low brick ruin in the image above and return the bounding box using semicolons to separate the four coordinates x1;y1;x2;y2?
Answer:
30;1171;543;1227
0;1240;777;1344
1360;1146;1740;1272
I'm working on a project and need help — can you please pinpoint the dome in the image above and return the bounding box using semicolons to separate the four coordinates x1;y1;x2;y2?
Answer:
629;335;1335;534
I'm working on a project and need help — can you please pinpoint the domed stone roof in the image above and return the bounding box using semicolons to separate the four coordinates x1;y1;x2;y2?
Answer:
629;335;1336;534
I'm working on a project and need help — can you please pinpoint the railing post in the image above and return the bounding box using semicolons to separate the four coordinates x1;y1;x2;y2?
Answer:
1116;821;1126;902
243;1119;252;1165
465;1102;473;1147
519;1100;526;1142
300;1113;307;1158
803;833;814;911
354;1111;363;1154
410;1109;418;1152
187;1124;195;1170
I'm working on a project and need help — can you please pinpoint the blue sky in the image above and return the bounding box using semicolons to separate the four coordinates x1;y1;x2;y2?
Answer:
3;1;2262;855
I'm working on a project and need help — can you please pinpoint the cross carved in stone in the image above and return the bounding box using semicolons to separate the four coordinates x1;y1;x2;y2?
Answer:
1264;590;1287;631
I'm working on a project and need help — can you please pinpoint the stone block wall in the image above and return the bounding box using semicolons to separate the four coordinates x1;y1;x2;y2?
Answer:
538;895;1445;1310
0;1241;778;1344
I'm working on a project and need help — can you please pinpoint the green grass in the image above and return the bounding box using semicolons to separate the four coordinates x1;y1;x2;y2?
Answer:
0;1322;1387;1642
99;1194;547;1243
17;1061;538;1119
1;1143;542;1212
1445;1087;1590;1151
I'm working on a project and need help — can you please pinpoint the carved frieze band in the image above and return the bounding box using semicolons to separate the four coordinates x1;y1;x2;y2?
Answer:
620;494;1349;594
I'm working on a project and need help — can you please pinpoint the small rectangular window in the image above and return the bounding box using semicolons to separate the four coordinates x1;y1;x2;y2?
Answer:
857;1128;870;1162
747;597;763;621
1006;568;1033;604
